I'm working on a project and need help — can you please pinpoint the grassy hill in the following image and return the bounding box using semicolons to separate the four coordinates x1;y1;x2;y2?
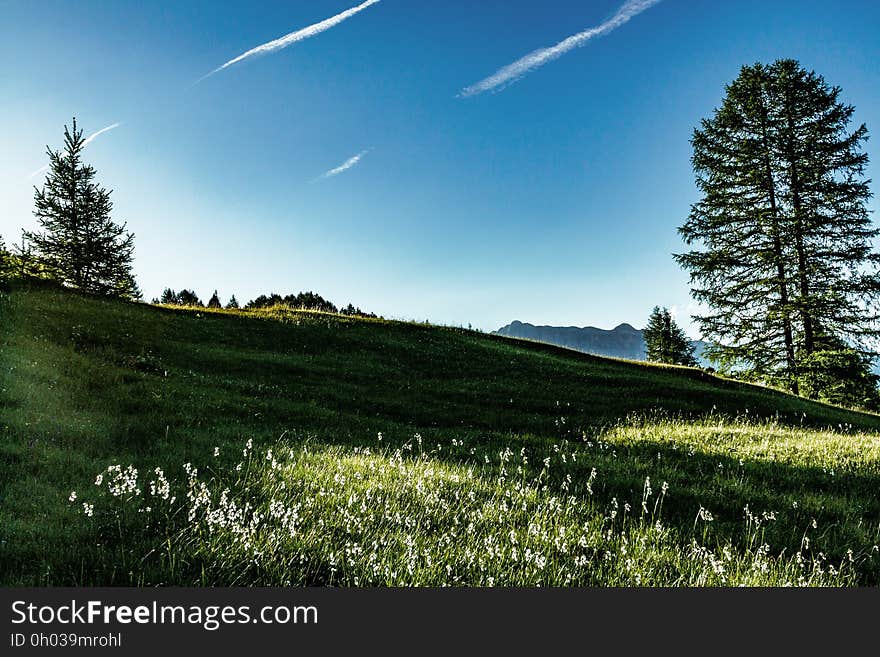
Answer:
2;282;879;585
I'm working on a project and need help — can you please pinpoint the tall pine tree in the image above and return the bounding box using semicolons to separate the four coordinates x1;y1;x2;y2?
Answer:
23;118;140;300
676;60;879;395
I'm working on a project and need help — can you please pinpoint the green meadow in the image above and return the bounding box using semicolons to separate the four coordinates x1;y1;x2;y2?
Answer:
2;281;879;585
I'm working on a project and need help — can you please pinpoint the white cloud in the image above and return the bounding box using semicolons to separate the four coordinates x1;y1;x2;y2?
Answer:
459;0;661;97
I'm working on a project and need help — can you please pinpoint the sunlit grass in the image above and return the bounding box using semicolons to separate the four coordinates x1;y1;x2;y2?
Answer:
70;427;874;586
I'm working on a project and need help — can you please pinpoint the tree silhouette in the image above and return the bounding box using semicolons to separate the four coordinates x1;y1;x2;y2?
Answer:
159;288;178;305
176;289;202;307
207;290;222;309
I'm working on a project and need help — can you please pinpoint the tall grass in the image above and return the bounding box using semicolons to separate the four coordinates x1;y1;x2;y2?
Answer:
69;423;876;586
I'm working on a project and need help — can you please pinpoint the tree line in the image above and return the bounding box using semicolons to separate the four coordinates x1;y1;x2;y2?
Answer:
153;287;377;317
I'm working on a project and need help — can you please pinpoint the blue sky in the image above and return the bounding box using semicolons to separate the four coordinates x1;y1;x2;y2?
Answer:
1;0;878;334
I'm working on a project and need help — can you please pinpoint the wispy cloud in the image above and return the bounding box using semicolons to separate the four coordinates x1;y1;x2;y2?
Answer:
314;149;370;182
27;122;123;180
459;0;661;97
199;0;381;82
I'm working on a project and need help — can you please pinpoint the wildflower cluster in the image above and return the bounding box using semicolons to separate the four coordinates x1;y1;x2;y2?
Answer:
67;429;864;587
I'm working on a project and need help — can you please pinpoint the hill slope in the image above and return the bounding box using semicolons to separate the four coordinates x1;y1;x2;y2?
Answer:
495;319;711;365
2;283;879;585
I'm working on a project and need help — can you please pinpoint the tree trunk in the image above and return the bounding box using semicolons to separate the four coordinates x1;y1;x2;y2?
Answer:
784;97;816;359
759;93;798;393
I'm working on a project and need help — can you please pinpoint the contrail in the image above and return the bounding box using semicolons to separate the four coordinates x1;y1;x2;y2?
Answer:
459;0;661;97
314;149;370;181
27;164;51;179
199;0;381;82
82;122;121;147
27;122;122;179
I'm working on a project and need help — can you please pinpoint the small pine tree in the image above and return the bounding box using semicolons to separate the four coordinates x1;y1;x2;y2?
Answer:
226;295;239;309
797;346;880;410
114;270;142;301
644;306;698;366
207;290;222;309
24;118;139;300
177;289;202;307
159;288;178;305
12;236;39;279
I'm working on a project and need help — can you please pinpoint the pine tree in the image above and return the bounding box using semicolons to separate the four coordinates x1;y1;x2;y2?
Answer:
226;295;239;309
676;60;879;393
245;293;282;309
207;290;222;309
12;237;38;279
643;306;697;366
23;118;138;300
176;289;202;307
114;271;142;301
796;336;880;410
159;288;179;305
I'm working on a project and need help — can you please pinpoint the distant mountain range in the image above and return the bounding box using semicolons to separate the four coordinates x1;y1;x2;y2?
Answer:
494;320;712;367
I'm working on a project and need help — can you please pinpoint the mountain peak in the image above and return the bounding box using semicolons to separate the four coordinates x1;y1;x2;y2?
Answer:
613;323;638;333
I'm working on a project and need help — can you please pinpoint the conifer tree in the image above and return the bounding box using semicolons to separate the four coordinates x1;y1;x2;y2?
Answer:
23;118;139;299
159;288;178;305
12;237;38;279
176;289;202;307
643;306;697;366
796;337;880;410
207;290;222;309
226;295;239;309
676;60;879;393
